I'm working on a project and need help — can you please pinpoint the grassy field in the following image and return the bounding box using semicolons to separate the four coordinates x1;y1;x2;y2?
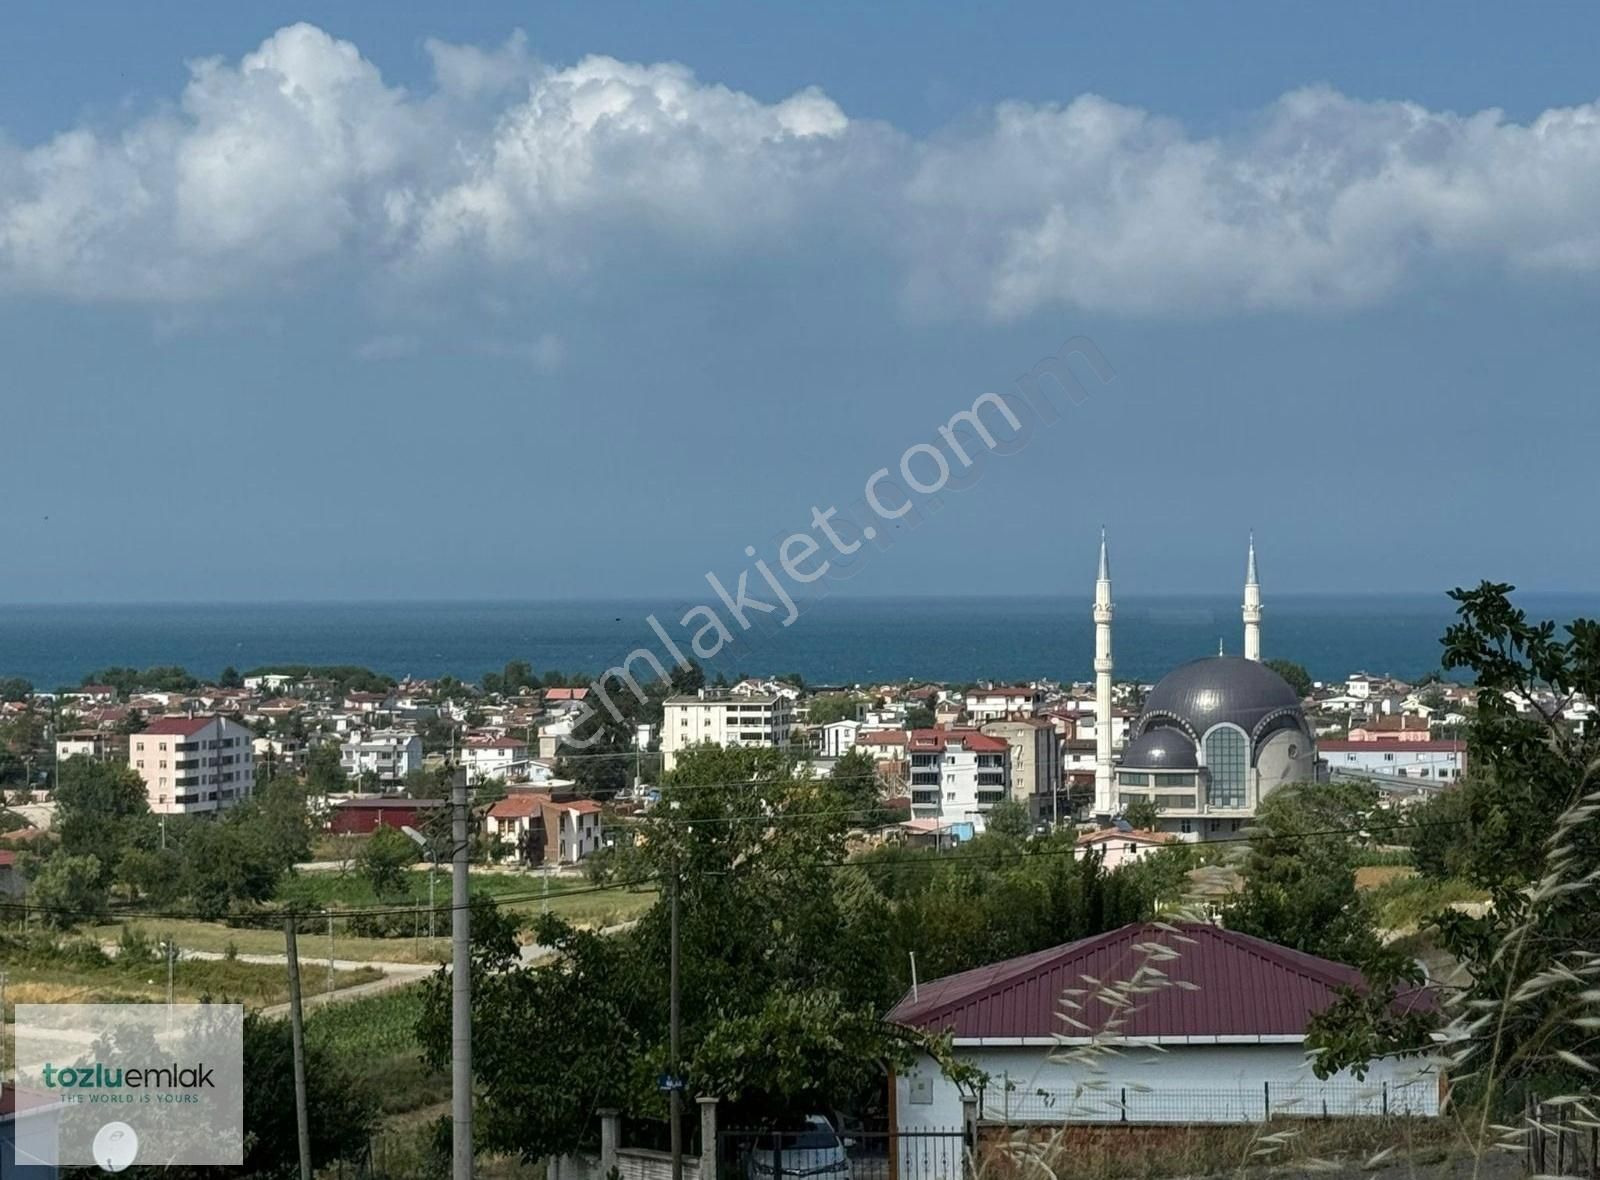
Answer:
1366;871;1489;929
86;882;655;966
276;867;613;908
0;955;382;1018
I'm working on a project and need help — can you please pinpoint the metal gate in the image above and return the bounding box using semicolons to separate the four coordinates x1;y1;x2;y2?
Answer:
719;1128;969;1180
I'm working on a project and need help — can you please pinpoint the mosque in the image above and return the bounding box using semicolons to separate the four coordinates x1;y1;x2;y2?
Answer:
1092;532;1319;840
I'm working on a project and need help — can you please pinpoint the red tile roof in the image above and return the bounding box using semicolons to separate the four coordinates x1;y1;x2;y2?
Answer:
907;728;1009;754
888;922;1429;1041
488;795;546;819
1319;740;1466;752
0;851;16;868
141;716;218;737
543;687;589;701
560;800;603;815
1076;828;1177;847
857;730;908;745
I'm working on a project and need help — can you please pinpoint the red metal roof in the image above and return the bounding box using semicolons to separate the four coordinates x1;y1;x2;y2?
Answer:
488;794;546;819
887;922;1425;1041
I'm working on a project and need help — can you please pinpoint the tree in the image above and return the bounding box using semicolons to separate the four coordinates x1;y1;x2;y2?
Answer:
806;694;861;726
985;798;1033;839
218;665;243;689
1224;783;1384;967
29;850;109;929
0;677;31;703
1311;583;1600;1111
53;757;151;887
304;742;348;793
421;747;931;1158
1265;658;1312;698
357;824;417;898
903;705;936;730
180;822;283;919
1122;798;1160;830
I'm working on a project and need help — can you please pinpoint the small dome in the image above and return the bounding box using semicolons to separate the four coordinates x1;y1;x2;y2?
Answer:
1138;656;1304;740
1120;727;1198;770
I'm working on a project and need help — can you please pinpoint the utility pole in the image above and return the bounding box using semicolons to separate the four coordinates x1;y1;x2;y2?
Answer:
451;774;473;1179
327;914;335;996
283;917;313;1180
165;936;176;1006
669;851;682;1180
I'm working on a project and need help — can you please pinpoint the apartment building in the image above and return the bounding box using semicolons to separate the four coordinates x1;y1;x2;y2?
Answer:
130;715;255;816
964;686;1044;723
907;728;1011;831
55;729;127;764
981;717;1063;819
462;735;530;784
340;730;424;788
1319;739;1467;781
660;691;793;772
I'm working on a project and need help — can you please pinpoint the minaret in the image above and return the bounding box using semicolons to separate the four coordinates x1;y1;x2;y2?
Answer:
1243;532;1262;662
1093;529;1115;818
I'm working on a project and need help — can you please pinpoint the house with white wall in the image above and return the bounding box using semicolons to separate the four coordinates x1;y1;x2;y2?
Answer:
888;923;1439;1137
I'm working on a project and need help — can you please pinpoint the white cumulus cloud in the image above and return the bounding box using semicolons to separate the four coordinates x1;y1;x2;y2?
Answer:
3;23;1600;315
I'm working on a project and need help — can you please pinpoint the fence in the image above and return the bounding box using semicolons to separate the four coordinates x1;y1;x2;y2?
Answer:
979;1079;1439;1125
719;1128;968;1180
1528;1098;1600;1178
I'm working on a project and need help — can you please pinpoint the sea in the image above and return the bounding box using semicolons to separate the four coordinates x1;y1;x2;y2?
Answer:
3;592;1597;693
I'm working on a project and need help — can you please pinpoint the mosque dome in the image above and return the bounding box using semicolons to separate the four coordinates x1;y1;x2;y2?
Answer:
1136;656;1305;742
1119;726;1199;770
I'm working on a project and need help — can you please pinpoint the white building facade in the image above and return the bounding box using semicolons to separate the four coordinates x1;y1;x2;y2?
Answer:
907;729;1011;829
130;715;256;816
340;730;424;788
660;692;794;772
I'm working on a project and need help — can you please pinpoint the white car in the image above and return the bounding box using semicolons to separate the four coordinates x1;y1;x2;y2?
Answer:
742;1116;852;1180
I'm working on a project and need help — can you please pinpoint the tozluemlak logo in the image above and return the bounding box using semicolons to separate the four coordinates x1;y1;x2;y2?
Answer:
41;1062;216;1090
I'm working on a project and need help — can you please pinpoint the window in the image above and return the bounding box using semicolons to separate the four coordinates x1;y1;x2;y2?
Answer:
1119;772;1150;787
1180;819;1192;834
1384;752;1395;762
1203;725;1248;809
1208;819;1220;832
136;741;144;752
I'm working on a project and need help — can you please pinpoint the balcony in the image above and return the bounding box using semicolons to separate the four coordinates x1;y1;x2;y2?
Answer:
911;791;941;806
976;791;1006;805
910;773;940;786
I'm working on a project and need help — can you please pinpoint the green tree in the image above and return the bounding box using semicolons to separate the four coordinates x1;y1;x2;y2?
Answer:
1223;783;1384;967
53;756;150;887
357;824;417;898
0;677;32;703
304;742;348;793
806;694;861;726
1122;798;1160;830
1265;658;1313;698
1310;583;1600;1110
985;798;1033;838
180;822;283;919
904;705;936;730
218;665;243;689
29;850;109;929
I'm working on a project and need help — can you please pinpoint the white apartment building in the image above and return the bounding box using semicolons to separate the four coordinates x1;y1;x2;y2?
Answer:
131;715;255;816
981;717;1062;818
340;730;424;788
1319;739;1467;781
462;735;530;784
907;729;1012;831
661;691;794;772
964;686;1044;723
818;719;862;758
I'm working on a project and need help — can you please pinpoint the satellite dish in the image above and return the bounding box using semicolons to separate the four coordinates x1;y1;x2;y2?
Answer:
1113;818;1133;832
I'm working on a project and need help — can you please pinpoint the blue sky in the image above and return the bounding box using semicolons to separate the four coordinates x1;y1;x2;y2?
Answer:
3;2;1599;602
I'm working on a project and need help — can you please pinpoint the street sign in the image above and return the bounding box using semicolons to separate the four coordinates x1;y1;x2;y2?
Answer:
656;1073;686;1093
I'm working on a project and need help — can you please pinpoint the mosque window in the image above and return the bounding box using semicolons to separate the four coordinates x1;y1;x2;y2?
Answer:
1204;725;1249;809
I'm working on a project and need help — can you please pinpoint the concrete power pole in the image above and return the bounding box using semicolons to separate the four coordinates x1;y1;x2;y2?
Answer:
283;918;313;1180
452;775;474;1179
